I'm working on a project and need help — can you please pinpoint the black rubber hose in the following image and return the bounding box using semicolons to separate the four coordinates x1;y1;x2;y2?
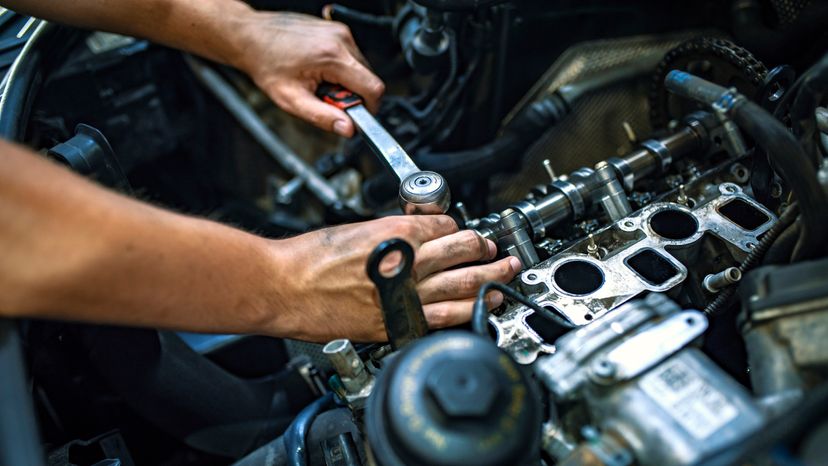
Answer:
790;52;828;167
730;103;826;260
762;222;800;265
472;282;574;338
412;0;508;11
665;71;828;260
284;393;335;466
704;203;799;316
416;94;569;180
416;58;655;182
324;4;394;27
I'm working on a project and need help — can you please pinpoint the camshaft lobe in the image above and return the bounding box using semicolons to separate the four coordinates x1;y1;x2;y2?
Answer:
481;119;707;268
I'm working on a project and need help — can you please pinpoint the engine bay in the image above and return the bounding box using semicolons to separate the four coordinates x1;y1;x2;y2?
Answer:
2;0;828;465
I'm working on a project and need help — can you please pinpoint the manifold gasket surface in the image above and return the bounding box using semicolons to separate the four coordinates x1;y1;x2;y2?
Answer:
492;183;776;364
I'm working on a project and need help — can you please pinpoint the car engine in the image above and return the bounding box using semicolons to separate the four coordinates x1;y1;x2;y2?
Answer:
2;1;828;465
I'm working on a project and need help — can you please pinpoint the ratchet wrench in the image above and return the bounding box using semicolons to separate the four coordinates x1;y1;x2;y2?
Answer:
317;83;451;215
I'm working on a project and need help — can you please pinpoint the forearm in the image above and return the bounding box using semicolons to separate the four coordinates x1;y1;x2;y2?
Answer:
0;140;288;335
0;0;255;67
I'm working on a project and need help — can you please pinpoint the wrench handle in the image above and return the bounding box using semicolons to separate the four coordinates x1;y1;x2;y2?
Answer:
316;82;363;110
366;239;428;349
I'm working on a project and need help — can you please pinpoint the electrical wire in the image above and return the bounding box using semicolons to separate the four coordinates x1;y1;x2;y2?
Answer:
472;282;574;337
284;392;335;466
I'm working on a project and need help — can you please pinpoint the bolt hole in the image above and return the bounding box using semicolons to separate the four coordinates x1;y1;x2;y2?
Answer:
584;314;594;321
527;273;537;281
686;317;695;325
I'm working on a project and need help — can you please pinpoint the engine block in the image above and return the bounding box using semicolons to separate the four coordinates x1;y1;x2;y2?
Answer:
492;181;777;363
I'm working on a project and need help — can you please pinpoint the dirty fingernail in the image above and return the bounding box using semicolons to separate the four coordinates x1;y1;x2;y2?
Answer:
333;120;349;137
508;256;522;273
489;291;504;307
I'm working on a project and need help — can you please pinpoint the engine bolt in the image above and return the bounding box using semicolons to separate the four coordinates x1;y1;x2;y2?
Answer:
543;159;557;182
590;358;617;382
677;184;689;206
587;234;600;259
622;121;638;144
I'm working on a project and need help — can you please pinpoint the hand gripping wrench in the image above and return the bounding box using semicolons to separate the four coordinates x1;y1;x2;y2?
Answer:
366;239;428;350
317;83;451;215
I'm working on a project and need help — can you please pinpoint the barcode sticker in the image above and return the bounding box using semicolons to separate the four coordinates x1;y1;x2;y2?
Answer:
640;359;738;439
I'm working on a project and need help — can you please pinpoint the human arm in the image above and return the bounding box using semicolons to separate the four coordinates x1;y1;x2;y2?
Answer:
0;140;517;342
0;0;384;137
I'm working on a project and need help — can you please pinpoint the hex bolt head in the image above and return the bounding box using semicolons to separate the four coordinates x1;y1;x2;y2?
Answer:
590;358;617;381
425;361;499;418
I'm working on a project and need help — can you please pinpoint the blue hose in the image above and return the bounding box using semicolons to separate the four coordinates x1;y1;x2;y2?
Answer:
284;392;335;466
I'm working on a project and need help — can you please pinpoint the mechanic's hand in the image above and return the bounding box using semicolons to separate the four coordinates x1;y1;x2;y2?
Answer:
233;11;384;137
273;215;521;342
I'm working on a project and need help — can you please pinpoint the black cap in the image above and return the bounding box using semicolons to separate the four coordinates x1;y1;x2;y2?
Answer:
365;331;541;466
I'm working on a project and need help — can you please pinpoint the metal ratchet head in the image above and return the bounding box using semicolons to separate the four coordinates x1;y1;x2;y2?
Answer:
399;171;451;215
316;83;451;215
366;238;428;350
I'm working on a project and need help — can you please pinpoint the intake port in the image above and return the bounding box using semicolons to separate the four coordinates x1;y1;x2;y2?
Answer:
625;248;680;286
649;209;698;240
718;198;770;231
553;260;604;295
525;307;571;343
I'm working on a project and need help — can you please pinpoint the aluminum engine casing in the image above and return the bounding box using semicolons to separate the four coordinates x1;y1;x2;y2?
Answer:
536;294;765;466
492;180;777;363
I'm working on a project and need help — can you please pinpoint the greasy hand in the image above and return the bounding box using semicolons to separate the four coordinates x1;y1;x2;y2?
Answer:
232;11;384;137
273;215;521;342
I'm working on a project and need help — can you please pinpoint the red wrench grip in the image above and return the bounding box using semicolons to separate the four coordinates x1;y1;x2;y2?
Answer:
316;82;363;110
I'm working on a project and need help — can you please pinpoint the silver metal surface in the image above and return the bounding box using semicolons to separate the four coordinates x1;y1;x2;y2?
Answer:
514;200;545;240
551;178;587;219
399;170;451;215
594;350;764;466
599;310;708;383
536;294;682;397
607;156;635;191
348;105;420;181
742;296;828;414
322;338;375;409
347;105;450;214
185;56;341;207
536;295;765;466
498;210;539;268
593;161;633;221
713;99;749;157
492;183;777;363
640;138;672;172
703;267;742;293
